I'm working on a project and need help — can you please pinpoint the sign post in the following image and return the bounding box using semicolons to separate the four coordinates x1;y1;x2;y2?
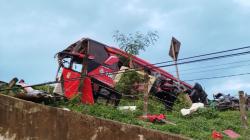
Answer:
169;37;192;106
169;37;181;81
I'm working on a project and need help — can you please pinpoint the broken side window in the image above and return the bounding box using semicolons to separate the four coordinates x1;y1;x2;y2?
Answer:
72;63;83;73
62;58;72;69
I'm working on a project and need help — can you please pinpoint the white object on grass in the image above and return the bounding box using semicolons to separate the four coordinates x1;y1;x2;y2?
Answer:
181;103;204;116
18;81;44;96
118;106;136;111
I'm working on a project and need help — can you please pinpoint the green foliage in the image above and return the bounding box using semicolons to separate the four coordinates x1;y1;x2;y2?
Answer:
172;93;191;113
0;83;54;96
33;85;54;94
45;91;250;140
117;55;129;67
115;70;144;95
113;30;159;55
0;83;25;96
190;108;219;119
2;82;249;139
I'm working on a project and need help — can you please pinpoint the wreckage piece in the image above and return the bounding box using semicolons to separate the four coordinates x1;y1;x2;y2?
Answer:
118;106;136;111
56;38;122;106
189;83;208;104
180;103;204;116
211;130;223;140
8;77;18;88
245;94;250;110
0;78;25;96
0;81;7;88
0;78;66;104
152;81;208;110
55;38;206;108
14;93;65;104
139;114;176;125
18;80;46;96
92;79;122;106
223;129;240;139
213;93;239;110
17;80;67;104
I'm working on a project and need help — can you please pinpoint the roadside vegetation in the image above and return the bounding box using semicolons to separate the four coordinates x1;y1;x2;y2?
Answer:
47;90;250;140
1;81;249;139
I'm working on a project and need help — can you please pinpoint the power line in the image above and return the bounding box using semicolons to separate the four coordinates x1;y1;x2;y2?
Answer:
156;50;250;68
2;47;250;92
184;72;250;82
150;45;250;66
169;59;250;73
181;63;250;75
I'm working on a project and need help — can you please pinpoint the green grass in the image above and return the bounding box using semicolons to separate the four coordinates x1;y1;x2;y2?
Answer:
1;85;249;139
51;95;250;140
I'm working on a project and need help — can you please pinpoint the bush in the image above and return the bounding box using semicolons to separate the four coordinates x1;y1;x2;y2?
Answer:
115;70;144;95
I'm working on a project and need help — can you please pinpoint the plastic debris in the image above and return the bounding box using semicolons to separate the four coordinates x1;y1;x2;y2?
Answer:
212;130;223;140
180;102;204;116
223;129;240;139
62;108;70;111
118;106;136;111
140;114;176;125
18;79;45;96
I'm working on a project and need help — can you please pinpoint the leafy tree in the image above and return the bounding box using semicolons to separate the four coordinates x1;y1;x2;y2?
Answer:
113;30;159;68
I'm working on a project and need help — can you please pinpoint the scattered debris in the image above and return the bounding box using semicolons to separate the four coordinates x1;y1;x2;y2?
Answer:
212;130;223;140
189;83;208;104
180;102;204;116
140;114;176;125
245;94;250;110
213;93;239;110
18;79;46;96
118;106;136;111
0;81;7;87
61;107;71;111
223;129;240;139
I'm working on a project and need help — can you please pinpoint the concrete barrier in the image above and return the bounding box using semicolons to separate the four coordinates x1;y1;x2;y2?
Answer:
0;94;190;140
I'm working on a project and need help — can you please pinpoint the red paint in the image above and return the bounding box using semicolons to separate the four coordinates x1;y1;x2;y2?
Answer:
106;47;192;89
88;66;114;87
104;55;119;65
81;77;94;104
62;68;81;98
62;68;94;104
141;114;166;123
212;130;223;140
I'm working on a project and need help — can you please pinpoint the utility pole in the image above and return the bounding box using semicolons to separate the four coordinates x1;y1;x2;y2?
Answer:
143;71;149;116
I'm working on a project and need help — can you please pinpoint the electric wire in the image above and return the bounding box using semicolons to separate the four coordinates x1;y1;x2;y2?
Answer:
155;50;250;68
1;48;250;92
169;59;250;73
180;63;250;75
149;45;250;66
184;72;250;82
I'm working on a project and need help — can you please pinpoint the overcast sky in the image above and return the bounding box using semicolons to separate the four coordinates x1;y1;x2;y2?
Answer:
1;0;250;98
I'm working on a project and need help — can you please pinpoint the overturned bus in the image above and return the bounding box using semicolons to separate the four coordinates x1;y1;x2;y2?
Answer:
54;38;208;108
